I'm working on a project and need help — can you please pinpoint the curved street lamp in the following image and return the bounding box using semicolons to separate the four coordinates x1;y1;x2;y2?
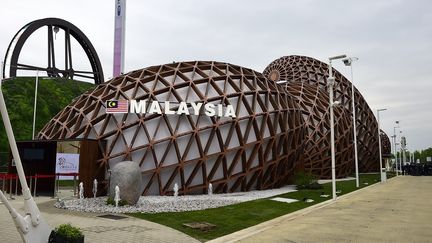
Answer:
342;56;359;187
393;121;400;175
377;108;387;182
328;54;346;200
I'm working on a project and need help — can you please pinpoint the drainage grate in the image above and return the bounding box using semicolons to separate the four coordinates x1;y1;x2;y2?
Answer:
97;214;128;220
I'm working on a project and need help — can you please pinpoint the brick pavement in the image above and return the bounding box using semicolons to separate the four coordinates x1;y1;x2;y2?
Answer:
0;195;199;243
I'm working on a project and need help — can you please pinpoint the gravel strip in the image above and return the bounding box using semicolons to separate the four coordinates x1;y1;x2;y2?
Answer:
55;185;297;213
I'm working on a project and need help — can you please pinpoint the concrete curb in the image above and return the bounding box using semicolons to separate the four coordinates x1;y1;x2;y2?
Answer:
207;177;396;243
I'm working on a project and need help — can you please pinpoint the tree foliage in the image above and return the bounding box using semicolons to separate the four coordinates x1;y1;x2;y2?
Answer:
395;147;432;163
0;77;94;154
412;147;432;163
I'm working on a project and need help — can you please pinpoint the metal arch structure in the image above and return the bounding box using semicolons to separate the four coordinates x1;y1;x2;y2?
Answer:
283;82;354;178
39;61;305;196
263;55;380;173
2;18;104;84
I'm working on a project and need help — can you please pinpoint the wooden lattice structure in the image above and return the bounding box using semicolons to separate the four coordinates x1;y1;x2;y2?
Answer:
380;129;392;169
263;55;380;173
39;61;305;195
283;82;353;178
380;130;391;158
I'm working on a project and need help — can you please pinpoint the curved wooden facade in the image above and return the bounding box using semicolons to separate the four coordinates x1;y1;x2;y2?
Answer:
263;55;380;173
283;82;354;178
38;56;383;195
39;61;305;195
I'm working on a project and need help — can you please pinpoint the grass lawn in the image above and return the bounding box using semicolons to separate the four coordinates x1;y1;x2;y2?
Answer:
129;173;382;242
58;180;78;188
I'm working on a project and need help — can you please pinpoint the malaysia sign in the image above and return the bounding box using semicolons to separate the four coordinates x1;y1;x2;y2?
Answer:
106;100;236;118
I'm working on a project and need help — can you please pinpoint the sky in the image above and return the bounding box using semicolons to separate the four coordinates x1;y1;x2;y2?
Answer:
0;0;431;151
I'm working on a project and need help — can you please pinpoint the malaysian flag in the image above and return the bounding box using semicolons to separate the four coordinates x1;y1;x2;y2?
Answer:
106;100;129;113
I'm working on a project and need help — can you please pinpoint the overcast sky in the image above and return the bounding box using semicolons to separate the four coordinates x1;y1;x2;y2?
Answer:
1;0;431;151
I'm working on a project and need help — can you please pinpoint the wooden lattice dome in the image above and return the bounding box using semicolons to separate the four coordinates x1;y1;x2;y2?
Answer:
263;55;380;173
39;61;305;195
283;82;354;178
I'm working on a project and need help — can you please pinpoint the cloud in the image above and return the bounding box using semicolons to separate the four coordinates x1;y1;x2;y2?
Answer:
1;0;431;150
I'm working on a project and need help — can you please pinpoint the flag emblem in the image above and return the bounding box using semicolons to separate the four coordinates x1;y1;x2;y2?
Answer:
106;100;128;113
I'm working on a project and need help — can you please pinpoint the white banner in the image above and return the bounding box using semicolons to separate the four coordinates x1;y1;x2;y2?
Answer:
55;153;80;180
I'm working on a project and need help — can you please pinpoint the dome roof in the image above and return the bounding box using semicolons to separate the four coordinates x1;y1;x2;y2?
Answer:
264;55;380;173
39;61;305;195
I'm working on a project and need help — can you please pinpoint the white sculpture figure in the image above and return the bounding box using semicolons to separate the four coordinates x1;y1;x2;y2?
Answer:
92;179;98;198
173;183;179;197
79;182;84;201
208;183;213;196
114;185;120;207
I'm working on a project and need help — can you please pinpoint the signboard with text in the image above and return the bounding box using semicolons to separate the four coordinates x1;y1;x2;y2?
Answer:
55;153;79;180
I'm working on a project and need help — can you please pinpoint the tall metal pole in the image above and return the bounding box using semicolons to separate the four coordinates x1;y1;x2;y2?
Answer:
402;136;407;168
113;0;127;77
327;54;346;200
377;108;387;182
394;140;398;174
392;134;396;175
32;71;39;139
348;58;359;188
399;145;402;174
329;65;336;200
393;121;399;175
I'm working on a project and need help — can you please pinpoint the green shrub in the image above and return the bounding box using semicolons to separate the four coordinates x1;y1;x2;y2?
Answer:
106;197;128;206
294;171;323;190
54;223;83;240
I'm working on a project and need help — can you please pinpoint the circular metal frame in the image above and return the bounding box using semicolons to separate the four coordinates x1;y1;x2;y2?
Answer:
2;18;104;84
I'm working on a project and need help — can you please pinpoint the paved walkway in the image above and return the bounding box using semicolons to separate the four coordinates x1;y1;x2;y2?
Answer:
2;177;431;243
209;176;432;243
0;194;199;243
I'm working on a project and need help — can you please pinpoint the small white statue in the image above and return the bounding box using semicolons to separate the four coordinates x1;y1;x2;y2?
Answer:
173;183;179;197
92;179;98;198
208;183;213;196
114;185;120;208
79;182;84;201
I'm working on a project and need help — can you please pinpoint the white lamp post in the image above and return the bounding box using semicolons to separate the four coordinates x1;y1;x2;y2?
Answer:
342;56;360;188
399;131;403;173
401;135;407;170
377;108;387;182
394;141;399;173
328;54;346;200
393;121;399;175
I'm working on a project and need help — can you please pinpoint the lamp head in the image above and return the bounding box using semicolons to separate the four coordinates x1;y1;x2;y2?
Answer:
329;54;347;61
342;58;351;66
